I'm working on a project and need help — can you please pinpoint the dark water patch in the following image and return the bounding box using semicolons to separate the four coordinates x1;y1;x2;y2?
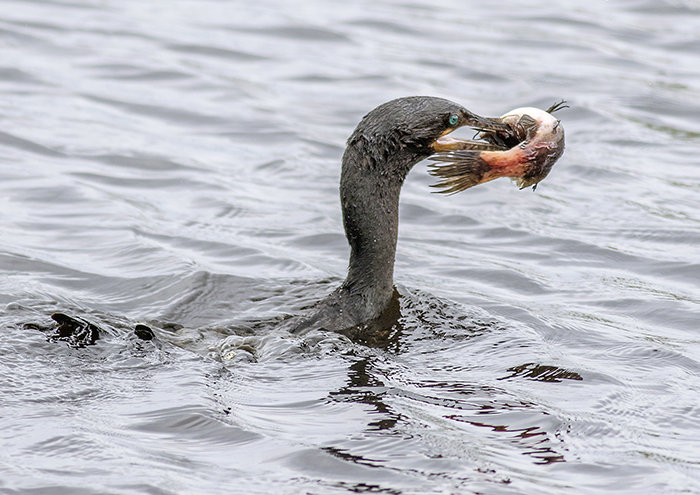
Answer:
297;137;345;158
219;129;300;145
5;0;105;10
287;233;347;252
7;18;159;44
81;94;228;127
70;172;221;191
496;37;595;55
103;70;194;82
624;116;700;141
428;212;480;228
523;13;610;33
648;261;700;284
129;405;261;445
598;342;700;374
0;254;243;321
345;18;425;36
0;131;65;158
88;153;200;172
287;73;389;85
600;137;664;148
556;104;610;126
452;66;510;83
26;434;114;459
281;447;410;485
229;25;352;43
167;43;269;62
7;184;95;206
0;486;104;495
133;230;309;273
189;196;245;219
79;62;153;73
134;271;293;328
0;25;46;44
551;162;633;184
597;54;654;71
445;268;550;296
662;38;700;53
250;159;284;174
628;0;700;15
10;19;70;33
627;93;700;120
0;67;48;85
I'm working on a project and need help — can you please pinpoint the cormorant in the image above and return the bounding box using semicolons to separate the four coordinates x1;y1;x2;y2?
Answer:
292;97;508;336
33;97;565;347
293;97;566;337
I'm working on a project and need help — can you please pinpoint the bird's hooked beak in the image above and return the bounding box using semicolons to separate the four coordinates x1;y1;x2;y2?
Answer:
432;111;514;153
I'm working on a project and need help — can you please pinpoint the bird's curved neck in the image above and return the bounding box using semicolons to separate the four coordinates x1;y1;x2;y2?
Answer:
338;137;420;322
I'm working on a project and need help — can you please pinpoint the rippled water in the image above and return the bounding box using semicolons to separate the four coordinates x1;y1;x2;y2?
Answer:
1;0;700;493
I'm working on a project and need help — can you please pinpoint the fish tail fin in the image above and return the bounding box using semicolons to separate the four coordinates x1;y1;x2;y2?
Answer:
428;151;492;194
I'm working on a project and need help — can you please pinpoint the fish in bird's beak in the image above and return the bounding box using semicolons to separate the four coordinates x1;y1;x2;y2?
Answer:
429;101;567;193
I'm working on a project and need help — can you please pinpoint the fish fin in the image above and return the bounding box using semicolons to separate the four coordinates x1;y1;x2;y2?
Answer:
428;151;492;194
546;100;569;114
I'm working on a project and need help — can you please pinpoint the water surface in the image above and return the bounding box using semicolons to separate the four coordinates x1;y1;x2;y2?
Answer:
1;0;700;493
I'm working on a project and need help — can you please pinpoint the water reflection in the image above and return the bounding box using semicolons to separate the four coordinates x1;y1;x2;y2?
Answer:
450;414;565;465
329;357;401;432
499;363;583;382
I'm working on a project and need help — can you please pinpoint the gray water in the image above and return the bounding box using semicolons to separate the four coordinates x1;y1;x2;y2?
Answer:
1;0;699;493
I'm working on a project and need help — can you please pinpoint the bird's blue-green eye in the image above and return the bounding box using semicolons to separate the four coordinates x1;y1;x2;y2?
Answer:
449;114;459;126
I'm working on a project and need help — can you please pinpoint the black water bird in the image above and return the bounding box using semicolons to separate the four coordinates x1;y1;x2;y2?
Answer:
292;96;514;337
33;96;567;347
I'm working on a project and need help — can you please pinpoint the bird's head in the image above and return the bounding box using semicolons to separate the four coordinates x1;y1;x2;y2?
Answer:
346;96;512;176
